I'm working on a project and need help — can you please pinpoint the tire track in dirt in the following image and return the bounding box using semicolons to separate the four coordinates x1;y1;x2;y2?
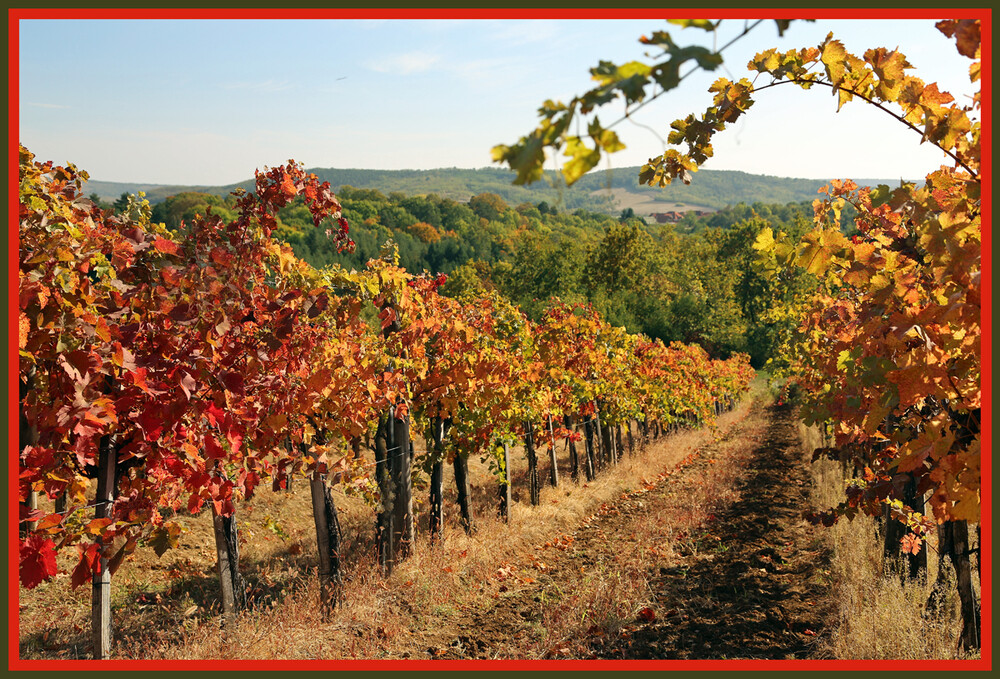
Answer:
595;403;835;659
422;402;834;660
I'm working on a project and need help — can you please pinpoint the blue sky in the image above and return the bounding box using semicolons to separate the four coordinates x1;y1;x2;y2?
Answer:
18;17;978;185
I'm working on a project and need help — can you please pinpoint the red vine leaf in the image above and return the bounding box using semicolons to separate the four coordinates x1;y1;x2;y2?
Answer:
20;534;58;589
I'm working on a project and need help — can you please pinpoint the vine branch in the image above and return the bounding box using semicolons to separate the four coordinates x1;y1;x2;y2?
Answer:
751;78;979;179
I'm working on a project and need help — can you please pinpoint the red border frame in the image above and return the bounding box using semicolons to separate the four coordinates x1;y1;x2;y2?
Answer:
978;9;992;671
8;6;992;672
9;7;21;670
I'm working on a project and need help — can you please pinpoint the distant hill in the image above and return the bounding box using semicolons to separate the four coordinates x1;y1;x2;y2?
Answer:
83;166;912;215
82;179;247;204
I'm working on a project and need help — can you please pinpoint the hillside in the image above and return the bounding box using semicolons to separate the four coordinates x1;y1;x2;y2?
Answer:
82;166;908;215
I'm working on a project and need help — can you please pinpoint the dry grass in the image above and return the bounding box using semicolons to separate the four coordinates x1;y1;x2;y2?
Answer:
588;187;716;217
23;381;977;662
801;423;978;660
19;402;752;661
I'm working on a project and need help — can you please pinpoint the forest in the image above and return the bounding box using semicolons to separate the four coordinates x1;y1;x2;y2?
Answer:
83;163;886;213
83;187;823;369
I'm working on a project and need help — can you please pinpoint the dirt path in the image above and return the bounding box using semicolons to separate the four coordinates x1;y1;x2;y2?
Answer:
417;402;835;660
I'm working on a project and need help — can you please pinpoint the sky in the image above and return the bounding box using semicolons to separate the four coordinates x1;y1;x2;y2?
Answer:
17;15;980;186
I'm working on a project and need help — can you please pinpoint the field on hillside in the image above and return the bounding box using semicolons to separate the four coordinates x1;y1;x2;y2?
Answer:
589;187;716;217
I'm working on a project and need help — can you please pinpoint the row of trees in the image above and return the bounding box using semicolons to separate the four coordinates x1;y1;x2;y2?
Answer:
18;145;754;658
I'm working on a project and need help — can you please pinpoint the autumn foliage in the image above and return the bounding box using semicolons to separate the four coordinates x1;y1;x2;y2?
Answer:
496;16;983;546
18;145;753;592
744;21;982;539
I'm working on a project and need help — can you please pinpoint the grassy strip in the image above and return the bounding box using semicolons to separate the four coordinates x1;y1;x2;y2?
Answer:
802;422;978;660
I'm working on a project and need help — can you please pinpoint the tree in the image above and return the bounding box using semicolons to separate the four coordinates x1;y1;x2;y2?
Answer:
88;192;113;213
112;192;131;214
468;192;507;221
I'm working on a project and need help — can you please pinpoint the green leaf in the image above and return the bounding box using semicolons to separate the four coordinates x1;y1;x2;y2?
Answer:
651;59;683;91
820;35;849;86
667;19;717;31
562;137;601;185
588;118;626;154
837;347;861;371
752;226;775;252
869;184;893;207
589;60;653;104
491;134;546;186
679;45;723;72
796;230;834;276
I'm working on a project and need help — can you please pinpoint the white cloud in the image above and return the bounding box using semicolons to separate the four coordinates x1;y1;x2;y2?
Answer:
24;102;70;109
365;51;441;75
447;57;519;83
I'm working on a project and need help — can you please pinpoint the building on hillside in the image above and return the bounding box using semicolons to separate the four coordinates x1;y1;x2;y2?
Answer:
650;211;684;223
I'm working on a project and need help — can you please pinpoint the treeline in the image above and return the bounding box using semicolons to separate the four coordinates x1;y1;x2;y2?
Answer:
664;200;857;236
118;188;820;369
576;167;841;209
84;165;901;214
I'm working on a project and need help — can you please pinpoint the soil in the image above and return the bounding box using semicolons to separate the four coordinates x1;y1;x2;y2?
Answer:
413;402;836;660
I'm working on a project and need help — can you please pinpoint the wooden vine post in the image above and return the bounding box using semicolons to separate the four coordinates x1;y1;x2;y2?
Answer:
375;402;415;572
210;482;246;626
440;418;472;534
391;405;414;556
582;416;597;481
374;413;394;574
524;421;541;506
564;414;579;480
91;434;117;659
309;435;343;610
882;471;927;580
593;401;609;469
596;402;616;467
454;449;474;535
546;414;559;487
498;440;512;522
428;417;446;543
614;424;623;464
939;520;981;651
374;293;414;571
19;369;39;535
